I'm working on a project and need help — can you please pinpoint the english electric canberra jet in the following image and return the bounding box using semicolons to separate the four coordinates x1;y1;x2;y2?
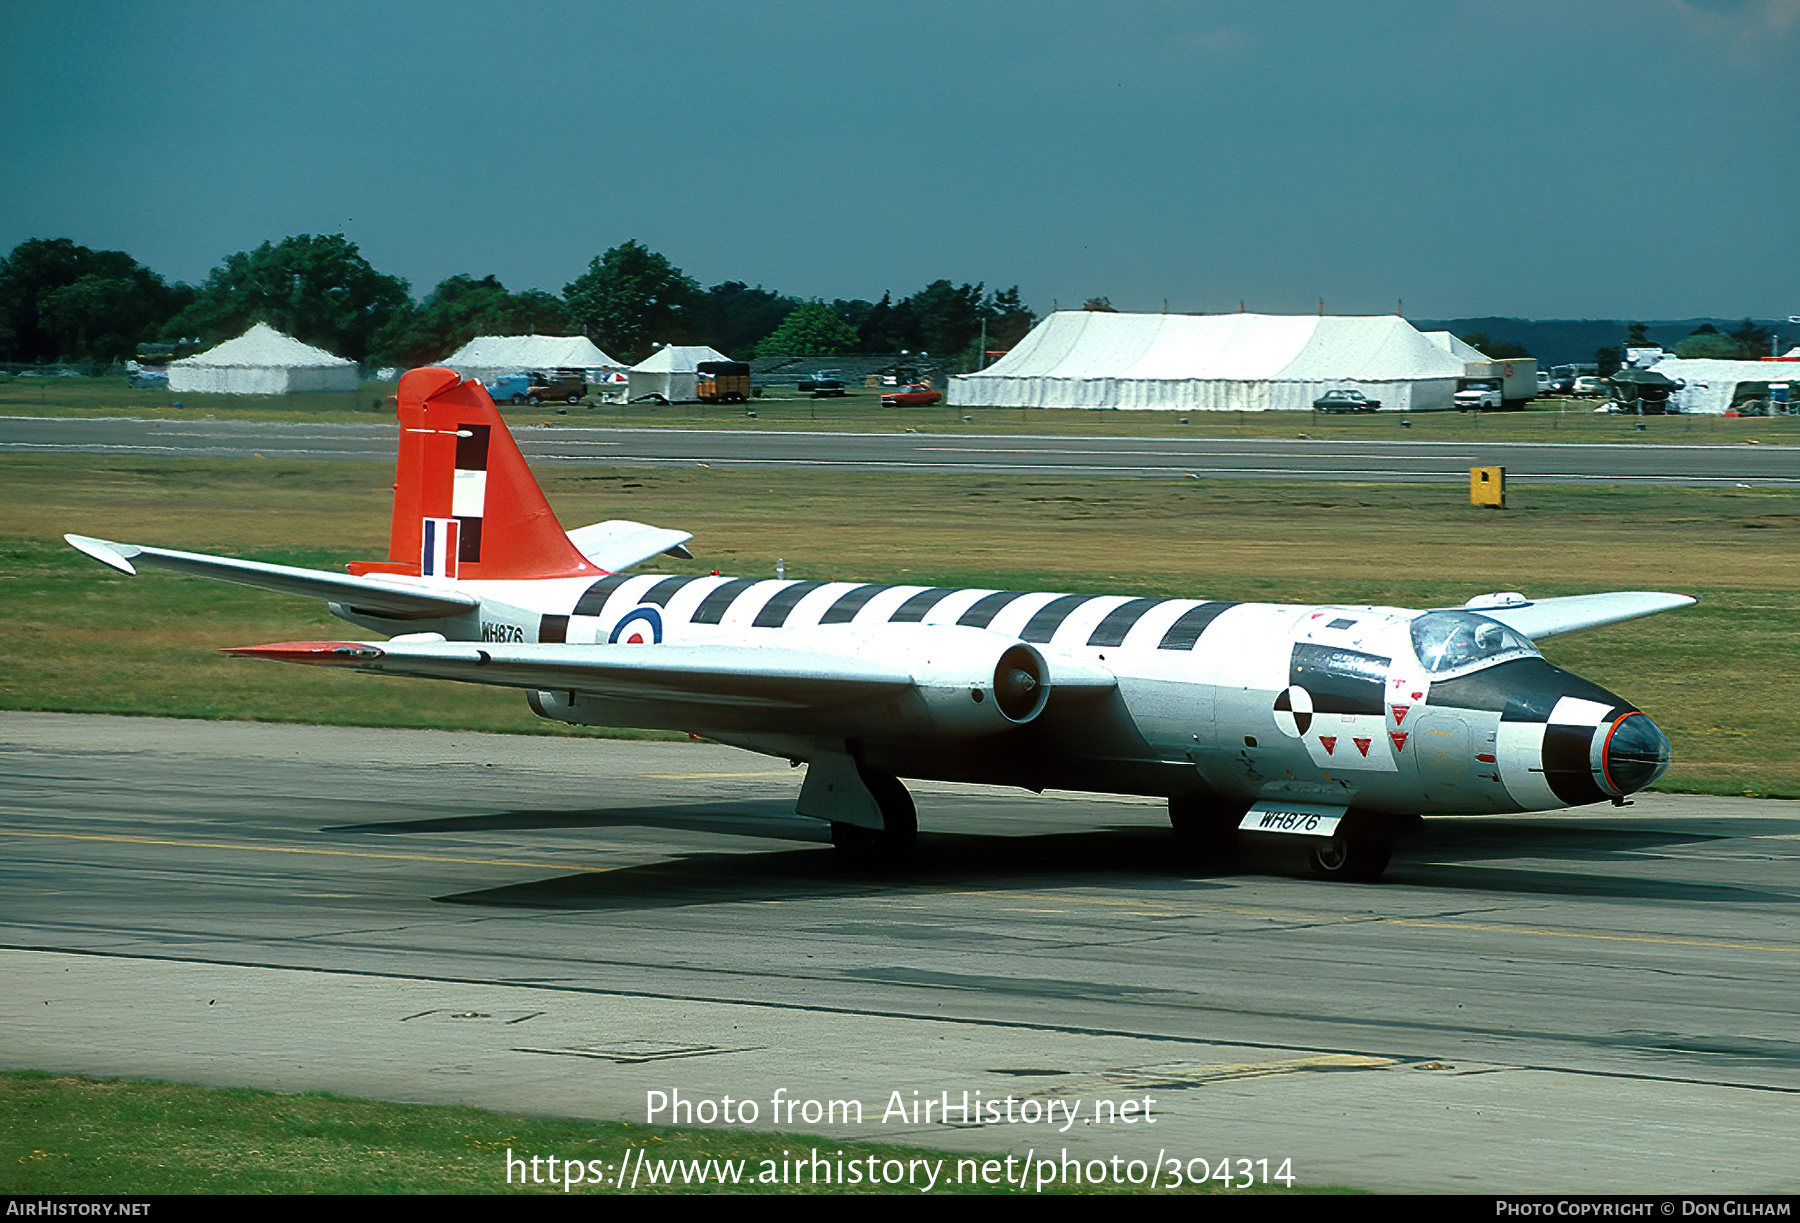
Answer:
66;367;1693;881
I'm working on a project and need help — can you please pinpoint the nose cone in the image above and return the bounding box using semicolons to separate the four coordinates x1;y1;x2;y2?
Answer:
1601;712;1671;796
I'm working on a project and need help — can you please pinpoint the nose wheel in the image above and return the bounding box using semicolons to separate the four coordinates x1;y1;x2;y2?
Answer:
1307;827;1393;882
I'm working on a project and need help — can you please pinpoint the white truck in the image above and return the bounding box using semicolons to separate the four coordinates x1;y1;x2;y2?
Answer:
1457;358;1539;410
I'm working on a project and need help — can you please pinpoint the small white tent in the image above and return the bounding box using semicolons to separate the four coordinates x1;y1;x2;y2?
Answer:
950;312;1466;411
1651;358;1800;414
168;323;359;394
628;345;730;403
441;334;622;382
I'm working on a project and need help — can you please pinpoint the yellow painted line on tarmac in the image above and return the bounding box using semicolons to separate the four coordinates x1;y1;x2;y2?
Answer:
0;827;609;873
1382;918;1800;954
937;889;1800;954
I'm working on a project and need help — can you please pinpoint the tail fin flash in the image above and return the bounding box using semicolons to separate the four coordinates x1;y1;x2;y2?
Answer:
348;368;603;581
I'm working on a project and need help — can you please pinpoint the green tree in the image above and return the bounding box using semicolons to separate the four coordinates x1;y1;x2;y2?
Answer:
754;300;859;358
1728;318;1771;359
165;234;409;362
1673;332;1742;359
562;240;704;363
854;291;915;351
1458;331;1532;359
0;238;190;362
1082;296;1116;312
983;286;1037;350
699;281;798;358
369;274;570;368
907;280;986;355
1626;321;1652;349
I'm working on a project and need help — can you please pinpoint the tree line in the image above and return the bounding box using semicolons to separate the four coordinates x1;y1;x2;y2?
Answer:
0;234;1039;369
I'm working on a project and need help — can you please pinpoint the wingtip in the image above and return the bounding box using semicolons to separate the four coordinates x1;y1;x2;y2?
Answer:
64;533;138;575
222;641;385;664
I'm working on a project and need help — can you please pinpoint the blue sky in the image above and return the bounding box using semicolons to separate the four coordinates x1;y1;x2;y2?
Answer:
3;0;1795;318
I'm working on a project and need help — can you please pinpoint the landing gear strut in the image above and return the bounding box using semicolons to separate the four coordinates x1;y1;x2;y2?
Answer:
830;765;916;863
1167;795;1246;864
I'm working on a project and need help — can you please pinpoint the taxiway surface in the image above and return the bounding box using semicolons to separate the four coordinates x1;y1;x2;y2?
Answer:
2;416;1795;485
2;712;1796;1193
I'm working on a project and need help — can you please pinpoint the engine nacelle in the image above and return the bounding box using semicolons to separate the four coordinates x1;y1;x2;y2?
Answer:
860;624;1050;734
525;624;1056;739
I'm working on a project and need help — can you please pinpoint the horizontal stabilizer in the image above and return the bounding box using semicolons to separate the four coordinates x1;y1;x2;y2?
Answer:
65;534;479;620
565;520;695;571
1464;591;1698;640
223;638;913;709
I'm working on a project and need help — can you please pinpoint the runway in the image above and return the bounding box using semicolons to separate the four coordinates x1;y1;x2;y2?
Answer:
3;712;1796;1193
3;415;1796;485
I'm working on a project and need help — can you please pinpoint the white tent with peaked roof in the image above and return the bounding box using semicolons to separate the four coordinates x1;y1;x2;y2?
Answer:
950;312;1466;411
168;323;359;394
441;334;622;382
627;345;730;403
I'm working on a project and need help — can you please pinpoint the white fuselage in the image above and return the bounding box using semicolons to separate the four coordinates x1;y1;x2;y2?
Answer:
332;572;1656;820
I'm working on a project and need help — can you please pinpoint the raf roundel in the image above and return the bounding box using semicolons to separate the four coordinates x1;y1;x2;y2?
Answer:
608;605;663;645
1273;685;1314;737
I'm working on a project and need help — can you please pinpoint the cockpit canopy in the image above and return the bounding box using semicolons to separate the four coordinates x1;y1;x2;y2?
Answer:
1410;610;1540;676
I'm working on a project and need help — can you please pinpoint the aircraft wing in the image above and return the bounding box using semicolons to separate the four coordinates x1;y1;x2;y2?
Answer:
223;638;915;709
1466;591;1698;640
64;533;478;620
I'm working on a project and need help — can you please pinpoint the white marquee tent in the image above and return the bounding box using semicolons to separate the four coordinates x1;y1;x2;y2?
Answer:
1647;357;1800;414
441;334;622;382
168;323;359;394
949;312;1467;411
627;345;730;403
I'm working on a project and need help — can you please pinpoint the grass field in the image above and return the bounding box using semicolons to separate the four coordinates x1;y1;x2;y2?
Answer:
7;1071;1296;1195
2;453;1795;797
4;372;1797;444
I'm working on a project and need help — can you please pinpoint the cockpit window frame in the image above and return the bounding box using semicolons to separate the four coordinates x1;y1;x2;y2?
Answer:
1410;610;1541;679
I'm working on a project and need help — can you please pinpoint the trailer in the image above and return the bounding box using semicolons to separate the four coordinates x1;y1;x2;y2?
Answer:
695;361;751;403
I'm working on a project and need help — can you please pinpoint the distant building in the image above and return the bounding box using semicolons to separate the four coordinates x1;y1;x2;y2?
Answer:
168;323;359;394
950;312;1468;411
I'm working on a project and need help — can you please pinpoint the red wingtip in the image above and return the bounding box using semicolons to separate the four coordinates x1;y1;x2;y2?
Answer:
222;641;385;664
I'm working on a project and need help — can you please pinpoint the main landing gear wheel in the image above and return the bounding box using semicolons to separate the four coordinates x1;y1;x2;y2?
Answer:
830;767;916;864
1167;796;1245;865
1307;829;1393;883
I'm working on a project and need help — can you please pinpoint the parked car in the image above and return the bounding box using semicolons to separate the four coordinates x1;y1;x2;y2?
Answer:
527;372;587;405
1312;389;1380;413
881;383;943;406
1572;376;1608;398
798;369;846;395
126;364;169;390
1536;370;1552;396
484;373;532;404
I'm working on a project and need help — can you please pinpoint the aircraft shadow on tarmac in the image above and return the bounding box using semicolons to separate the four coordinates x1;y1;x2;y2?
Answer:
329;804;1794;910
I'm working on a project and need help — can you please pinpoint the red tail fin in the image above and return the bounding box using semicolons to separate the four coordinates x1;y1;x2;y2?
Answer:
348;368;603;581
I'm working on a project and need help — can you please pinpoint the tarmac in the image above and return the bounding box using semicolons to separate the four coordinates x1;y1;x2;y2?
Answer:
3;711;1796;1193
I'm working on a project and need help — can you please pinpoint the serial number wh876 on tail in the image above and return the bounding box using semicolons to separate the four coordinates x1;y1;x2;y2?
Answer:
67;367;1695;882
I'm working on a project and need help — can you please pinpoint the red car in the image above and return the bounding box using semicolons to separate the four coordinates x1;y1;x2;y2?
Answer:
881;383;943;406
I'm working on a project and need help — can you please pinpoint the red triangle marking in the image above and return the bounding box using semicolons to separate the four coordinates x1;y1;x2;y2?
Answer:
1392;704;1411;724
1319;736;1337;755
1353;737;1371;756
1390;731;1409;752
